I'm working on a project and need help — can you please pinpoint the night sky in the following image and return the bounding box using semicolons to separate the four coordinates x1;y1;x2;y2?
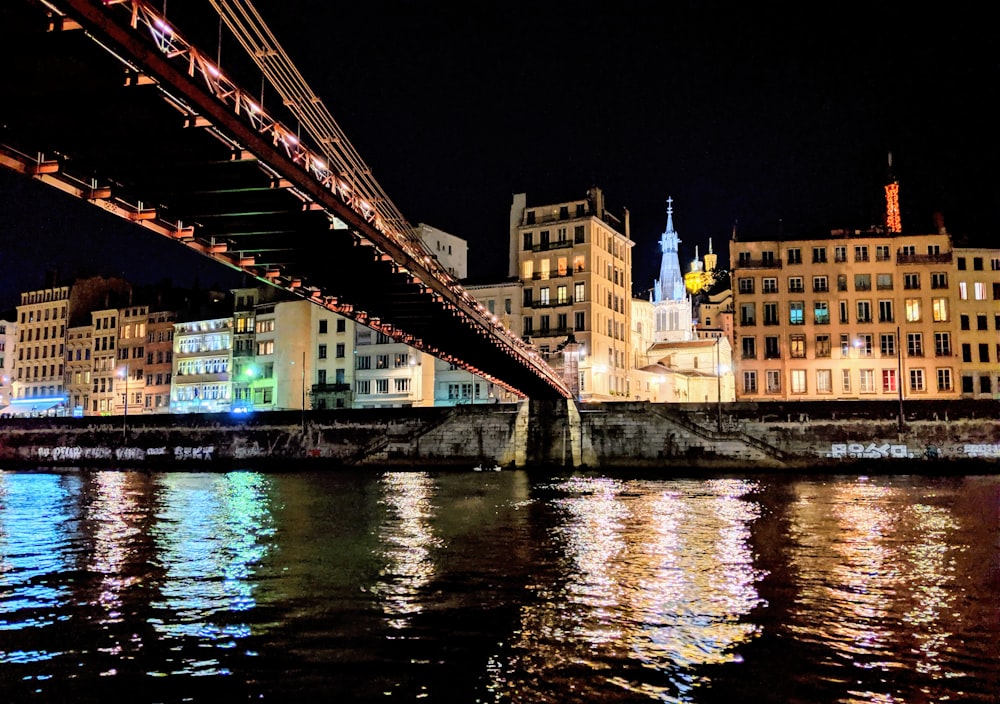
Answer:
1;1;996;307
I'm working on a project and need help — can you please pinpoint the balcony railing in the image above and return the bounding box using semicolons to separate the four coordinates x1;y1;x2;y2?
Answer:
897;252;953;265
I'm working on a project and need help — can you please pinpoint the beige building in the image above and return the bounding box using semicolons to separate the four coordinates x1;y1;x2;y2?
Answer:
731;231;960;401
144;309;176;413
113;304;148;416
510;187;634;401
952;248;1000;398
64;324;92;414
0;318;15;411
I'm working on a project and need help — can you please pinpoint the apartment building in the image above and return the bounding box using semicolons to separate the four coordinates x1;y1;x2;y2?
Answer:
0;318;15;410
64;324;92;414
952;248;1000;398
731;231;959;401
171;316;233;413
144;309;176;412
510;187;633;400
113;305;148;416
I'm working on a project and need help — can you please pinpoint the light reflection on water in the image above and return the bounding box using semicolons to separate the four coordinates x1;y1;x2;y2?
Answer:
508;477;766;702
148;472;275;675
0;468;997;703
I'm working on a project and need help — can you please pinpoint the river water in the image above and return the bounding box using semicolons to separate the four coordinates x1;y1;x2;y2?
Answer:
1;467;998;703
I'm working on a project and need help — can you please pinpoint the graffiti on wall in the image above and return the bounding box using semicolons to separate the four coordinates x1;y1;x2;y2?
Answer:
826;443;916;459
961;443;1000;458
36;445;216;461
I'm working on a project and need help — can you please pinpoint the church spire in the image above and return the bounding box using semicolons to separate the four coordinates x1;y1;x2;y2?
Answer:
653;196;687;303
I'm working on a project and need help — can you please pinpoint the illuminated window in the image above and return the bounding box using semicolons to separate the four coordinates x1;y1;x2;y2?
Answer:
905;298;921;322
789;302;804;325
974;282;986;300
539;288;550;305
790;335;806;358
539;259;550;280
816;369;832;393
932;298;948;322
573;255;585;272
958;281;968;300
557;286;568;304
791;370;807;393
522;261;533;280
557;257;568;276
814;301;829;325
882;369;897;393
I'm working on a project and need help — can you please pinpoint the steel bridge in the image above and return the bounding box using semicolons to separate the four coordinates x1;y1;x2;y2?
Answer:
0;0;571;400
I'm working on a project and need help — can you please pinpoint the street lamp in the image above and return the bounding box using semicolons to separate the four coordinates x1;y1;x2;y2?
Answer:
118;363;129;445
715;337;722;431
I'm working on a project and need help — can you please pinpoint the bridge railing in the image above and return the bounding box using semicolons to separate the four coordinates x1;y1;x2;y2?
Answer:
42;0;571;398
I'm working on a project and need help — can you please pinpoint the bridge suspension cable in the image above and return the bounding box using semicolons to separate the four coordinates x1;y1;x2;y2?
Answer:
207;0;416;246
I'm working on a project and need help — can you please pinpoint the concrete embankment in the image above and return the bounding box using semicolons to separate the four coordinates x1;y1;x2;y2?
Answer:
0;400;997;470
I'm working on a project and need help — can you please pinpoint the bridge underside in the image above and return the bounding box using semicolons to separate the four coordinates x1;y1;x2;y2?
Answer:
0;0;569;400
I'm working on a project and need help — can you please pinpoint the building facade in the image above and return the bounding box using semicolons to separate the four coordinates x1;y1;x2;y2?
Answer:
952;247;1000;398
510;187;634;400
731;231;960;401
171;316;233;413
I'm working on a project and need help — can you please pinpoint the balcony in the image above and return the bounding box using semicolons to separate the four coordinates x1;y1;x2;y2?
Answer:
897;252;953;265
312;383;351;394
532;239;575;253
737;258;782;269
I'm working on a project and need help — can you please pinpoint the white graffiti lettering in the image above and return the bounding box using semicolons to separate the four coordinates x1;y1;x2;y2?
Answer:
114;447;146;461
827;442;914;459
962;443;1000;458
173;446;215;460
37;446;114;461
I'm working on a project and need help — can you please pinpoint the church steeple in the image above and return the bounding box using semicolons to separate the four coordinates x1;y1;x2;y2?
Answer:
653;196;687;303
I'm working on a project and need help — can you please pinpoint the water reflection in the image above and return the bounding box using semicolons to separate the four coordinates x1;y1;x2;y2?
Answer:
788;477;967;702
512;477;765;702
373;471;441;630
148;472;274;675
0;472;79;664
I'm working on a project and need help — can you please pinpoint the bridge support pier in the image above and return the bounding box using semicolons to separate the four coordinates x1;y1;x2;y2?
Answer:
522;398;590;468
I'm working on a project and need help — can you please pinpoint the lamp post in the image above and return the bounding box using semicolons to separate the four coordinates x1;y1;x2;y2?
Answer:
896;325;905;432
118;363;129;445
716;337;722;432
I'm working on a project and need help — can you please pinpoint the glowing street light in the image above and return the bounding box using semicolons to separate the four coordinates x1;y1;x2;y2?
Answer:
118;363;129;445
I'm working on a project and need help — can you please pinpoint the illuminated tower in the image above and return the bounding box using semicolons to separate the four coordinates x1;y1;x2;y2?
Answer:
885;152;901;233
653;197;694;342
